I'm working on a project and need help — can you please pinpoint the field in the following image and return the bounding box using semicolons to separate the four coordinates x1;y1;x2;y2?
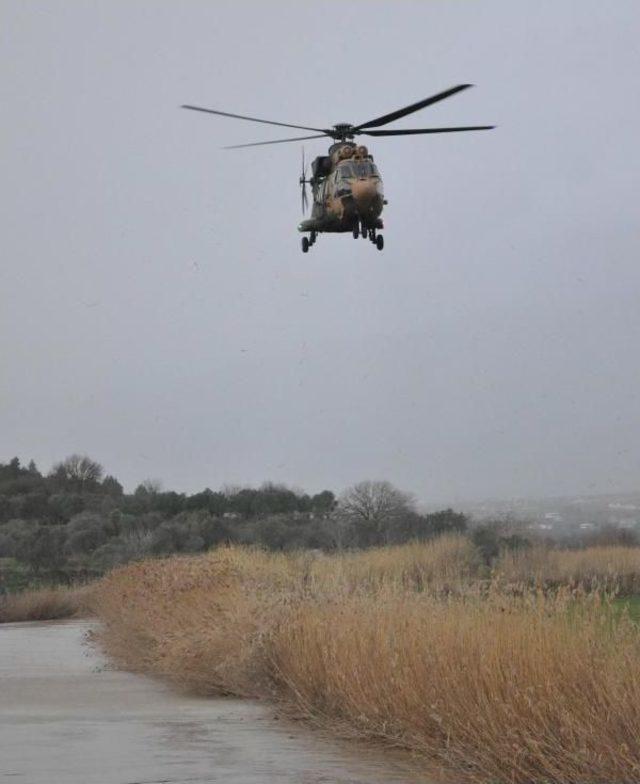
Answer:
91;538;640;784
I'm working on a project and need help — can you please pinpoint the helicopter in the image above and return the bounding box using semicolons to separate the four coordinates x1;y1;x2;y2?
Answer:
181;84;493;253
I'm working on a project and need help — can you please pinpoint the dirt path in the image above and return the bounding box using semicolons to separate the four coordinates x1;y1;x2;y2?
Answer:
0;620;429;783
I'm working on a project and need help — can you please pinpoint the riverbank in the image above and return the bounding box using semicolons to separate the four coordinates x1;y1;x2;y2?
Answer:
92;540;640;784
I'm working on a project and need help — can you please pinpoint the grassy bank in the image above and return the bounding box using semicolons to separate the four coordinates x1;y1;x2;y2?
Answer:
0;585;91;623
93;539;640;783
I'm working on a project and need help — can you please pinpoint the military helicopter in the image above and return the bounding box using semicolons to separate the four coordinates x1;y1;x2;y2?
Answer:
181;84;493;253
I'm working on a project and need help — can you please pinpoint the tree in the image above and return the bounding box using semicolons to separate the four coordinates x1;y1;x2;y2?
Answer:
311;490;336;515
7;457;21;479
136;478;163;496
102;475;123;496
255;516;290;550
64;512;110;554
198;514;233;548
48;492;85;523
425;509;468;535
50;454;104;492
388;508;468;544
17;491;50;521
12;523;67;574
338;480;416;546
90;540;129;571
149;521;186;554
185;488;228;516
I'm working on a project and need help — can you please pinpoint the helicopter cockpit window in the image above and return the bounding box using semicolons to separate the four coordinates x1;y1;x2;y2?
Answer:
334;167;351;196
352;161;375;178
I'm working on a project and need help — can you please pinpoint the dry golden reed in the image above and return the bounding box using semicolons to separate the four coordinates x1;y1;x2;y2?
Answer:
496;543;640;595
0;585;90;623
269;593;640;783
93;539;640;783
307;535;481;595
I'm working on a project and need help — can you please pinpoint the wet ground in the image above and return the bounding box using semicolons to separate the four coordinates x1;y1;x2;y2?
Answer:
0;620;430;783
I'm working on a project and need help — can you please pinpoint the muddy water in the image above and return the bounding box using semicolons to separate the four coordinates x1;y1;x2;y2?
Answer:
0;620;430;783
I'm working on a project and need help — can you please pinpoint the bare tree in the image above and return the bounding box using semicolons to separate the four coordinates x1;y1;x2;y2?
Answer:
136;478;163;496
51;454;104;492
338;480;416;546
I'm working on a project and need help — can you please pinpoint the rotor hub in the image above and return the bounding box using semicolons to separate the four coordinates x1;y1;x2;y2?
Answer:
332;123;355;140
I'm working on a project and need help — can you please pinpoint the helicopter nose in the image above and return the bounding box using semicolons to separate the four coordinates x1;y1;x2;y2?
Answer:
351;179;383;217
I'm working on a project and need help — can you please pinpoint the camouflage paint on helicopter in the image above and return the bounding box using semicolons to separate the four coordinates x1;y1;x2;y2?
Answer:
298;143;386;247
181;85;494;253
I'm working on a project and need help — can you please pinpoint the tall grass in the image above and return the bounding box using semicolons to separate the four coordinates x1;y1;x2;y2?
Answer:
307;535;482;594
93;539;640;783
268;592;640;783
0;585;90;623
497;544;640;595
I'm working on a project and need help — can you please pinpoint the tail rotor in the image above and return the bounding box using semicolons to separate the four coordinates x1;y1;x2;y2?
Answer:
299;148;309;214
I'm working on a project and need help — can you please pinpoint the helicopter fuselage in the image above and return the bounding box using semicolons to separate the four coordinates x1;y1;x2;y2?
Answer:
298;143;385;235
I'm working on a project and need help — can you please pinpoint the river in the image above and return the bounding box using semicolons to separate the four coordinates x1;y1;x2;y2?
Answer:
0;620;430;783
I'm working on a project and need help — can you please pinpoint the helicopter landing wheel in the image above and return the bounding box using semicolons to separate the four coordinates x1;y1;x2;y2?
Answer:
376;234;384;251
301;236;310;253
352;227;359;239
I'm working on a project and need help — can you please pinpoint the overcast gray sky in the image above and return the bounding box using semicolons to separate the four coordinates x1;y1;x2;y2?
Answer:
2;1;639;502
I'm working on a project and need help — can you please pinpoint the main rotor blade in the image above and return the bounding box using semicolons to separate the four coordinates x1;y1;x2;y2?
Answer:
223;133;329;150
363;125;495;136
354;85;473;130
362;125;496;136
181;105;327;134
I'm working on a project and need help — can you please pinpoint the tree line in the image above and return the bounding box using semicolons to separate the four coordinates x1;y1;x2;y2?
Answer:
0;455;468;588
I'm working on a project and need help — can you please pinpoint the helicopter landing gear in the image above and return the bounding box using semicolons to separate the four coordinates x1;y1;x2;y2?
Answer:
302;232;317;252
352;226;359;239
368;228;383;249
361;223;367;239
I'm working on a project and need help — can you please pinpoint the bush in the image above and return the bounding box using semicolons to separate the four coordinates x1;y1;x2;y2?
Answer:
0;585;90;623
